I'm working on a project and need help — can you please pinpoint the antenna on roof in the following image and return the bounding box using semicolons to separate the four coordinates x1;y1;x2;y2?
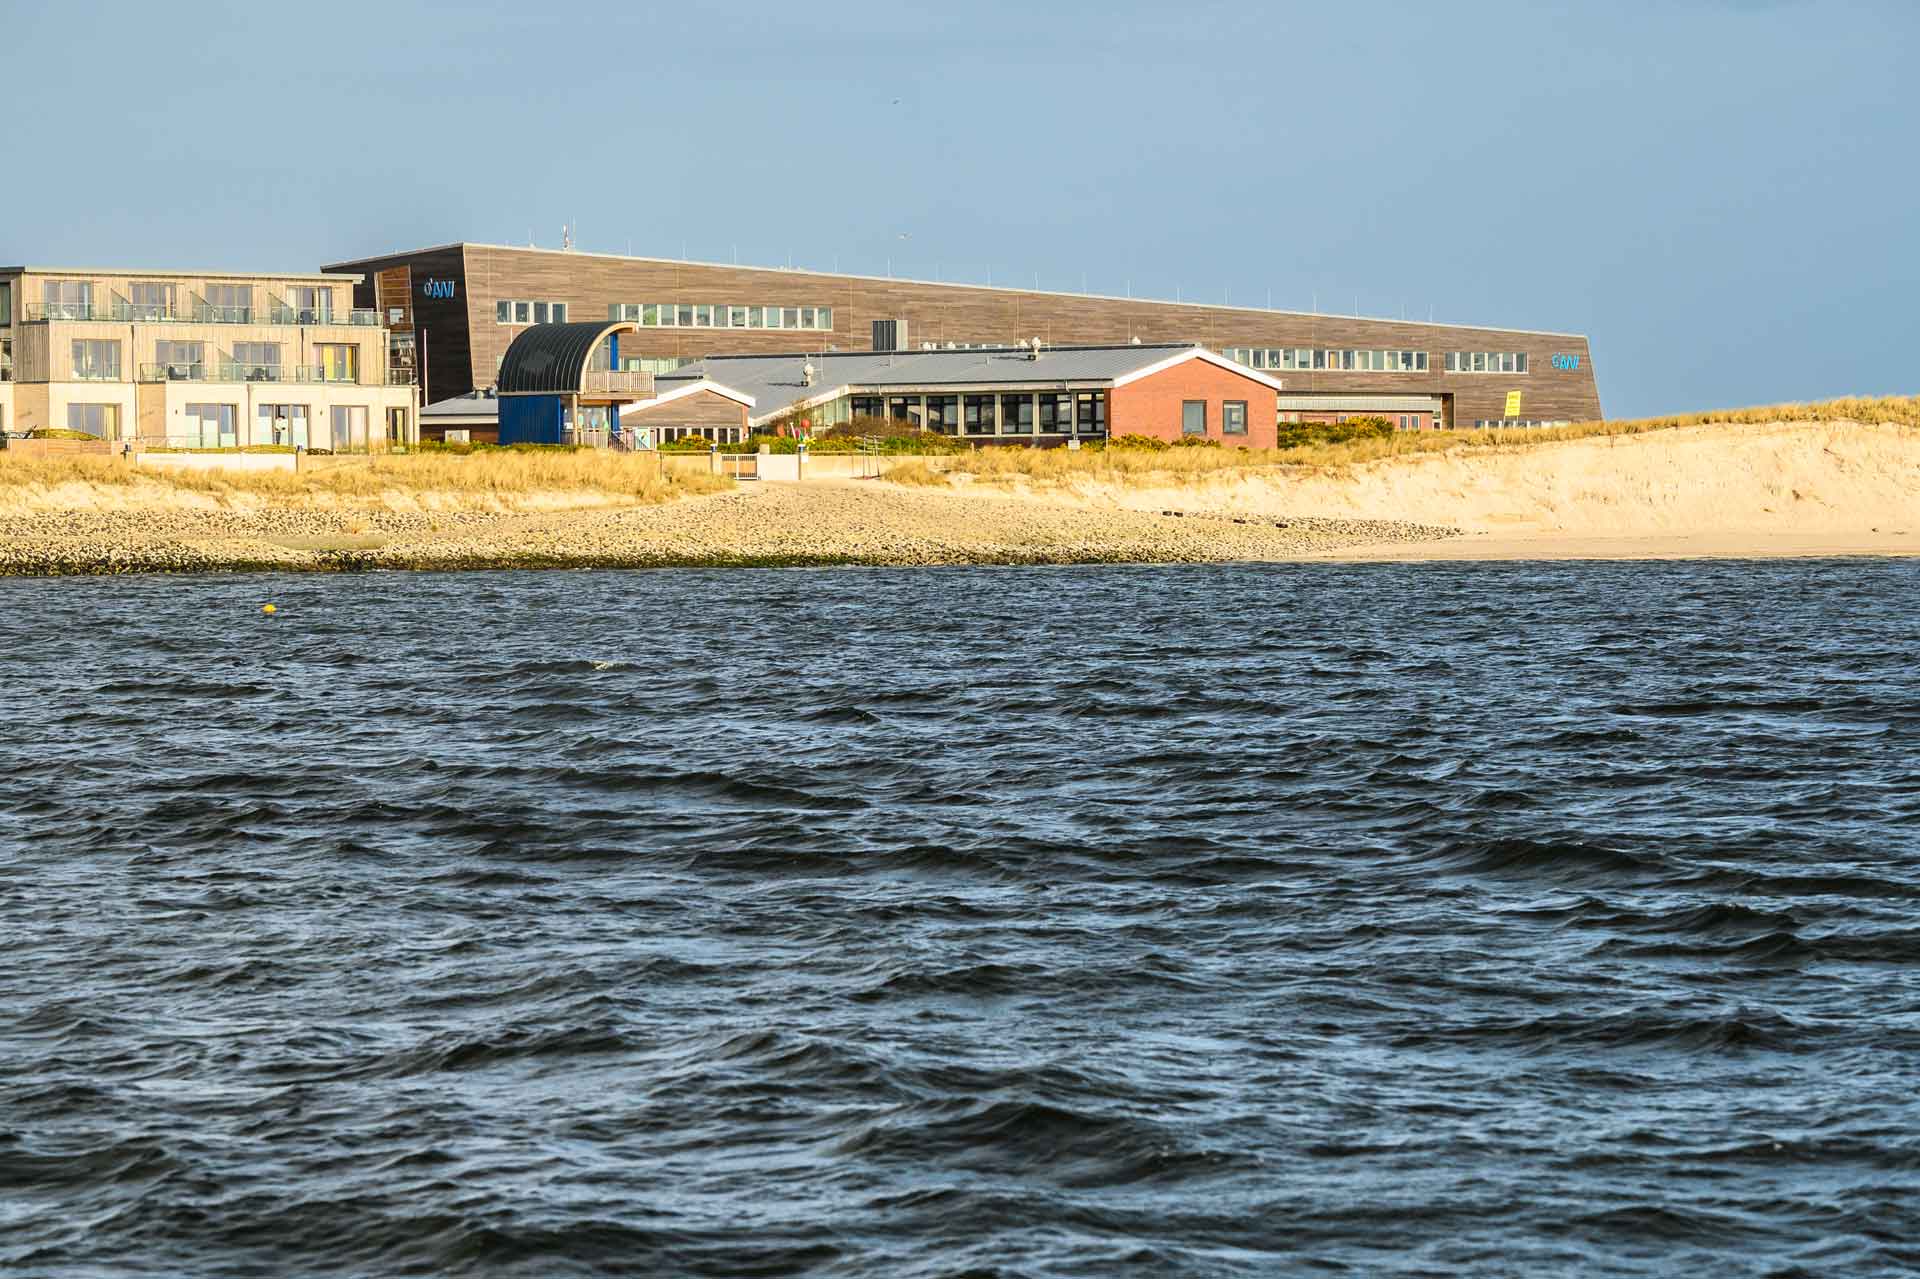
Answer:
562;222;573;251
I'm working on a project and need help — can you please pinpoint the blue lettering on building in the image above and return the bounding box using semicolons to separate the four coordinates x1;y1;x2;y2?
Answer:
1551;353;1581;371
422;279;457;300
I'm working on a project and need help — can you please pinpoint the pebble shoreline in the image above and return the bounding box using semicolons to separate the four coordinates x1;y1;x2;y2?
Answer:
0;486;1459;576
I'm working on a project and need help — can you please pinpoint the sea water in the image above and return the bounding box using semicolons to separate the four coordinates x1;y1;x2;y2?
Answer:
3;561;1918;1276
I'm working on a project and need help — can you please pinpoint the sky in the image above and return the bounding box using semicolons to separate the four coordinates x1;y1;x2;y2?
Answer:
4;0;1915;418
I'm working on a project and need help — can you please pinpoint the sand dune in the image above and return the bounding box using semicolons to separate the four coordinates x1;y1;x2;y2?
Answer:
963;420;1920;559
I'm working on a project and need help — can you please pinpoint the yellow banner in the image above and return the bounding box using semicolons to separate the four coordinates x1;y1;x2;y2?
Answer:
1504;390;1523;418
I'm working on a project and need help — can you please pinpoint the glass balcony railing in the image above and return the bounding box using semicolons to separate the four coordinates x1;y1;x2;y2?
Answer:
25;300;386;327
139;362;211;382
193;305;256;324
26;302;115;322
218;363;329;384
72;365;124;381
386;368;417;385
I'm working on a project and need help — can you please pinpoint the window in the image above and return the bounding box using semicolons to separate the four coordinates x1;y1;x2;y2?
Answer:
887;395;920;425
257;403;308;447
316;344;359;383
1039;393;1072;433
1223;401;1248;435
850;395;884;420
0;280;11;325
127;281;177;321
72;339;121;380
617;302;833;331
203;283;251;322
231;342;281;379
154;340;204;380
328;405;369;451
497;300;511;323
532;302;549;323
67;403;119;438
45;280;93;320
964;394;996;433
286;285;332;323
1000;393;1034;434
1182;400;1207;435
185;402;237;448
925;394;959;434
1075;392;1107;435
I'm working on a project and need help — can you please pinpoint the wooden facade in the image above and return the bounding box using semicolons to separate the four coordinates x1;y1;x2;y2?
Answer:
324;243;1604;427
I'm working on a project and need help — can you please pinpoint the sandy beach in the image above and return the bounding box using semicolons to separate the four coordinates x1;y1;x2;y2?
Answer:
2;418;1915;574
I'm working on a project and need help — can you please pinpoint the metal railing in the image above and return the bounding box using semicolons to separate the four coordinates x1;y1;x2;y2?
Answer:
138;362;211;382
386;368;417;385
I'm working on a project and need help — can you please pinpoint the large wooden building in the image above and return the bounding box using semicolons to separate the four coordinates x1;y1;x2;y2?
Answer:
322;242;1602;432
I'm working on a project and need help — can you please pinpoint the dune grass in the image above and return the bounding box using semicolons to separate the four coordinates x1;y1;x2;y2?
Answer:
886;396;1920;488
0;450;733;507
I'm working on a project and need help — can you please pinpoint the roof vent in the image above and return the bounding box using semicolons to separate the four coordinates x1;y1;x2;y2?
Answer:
801;361;815;387
1130;336;1142;345
1026;336;1044;361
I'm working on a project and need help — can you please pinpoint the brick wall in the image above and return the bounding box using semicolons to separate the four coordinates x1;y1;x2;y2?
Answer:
1108;358;1279;448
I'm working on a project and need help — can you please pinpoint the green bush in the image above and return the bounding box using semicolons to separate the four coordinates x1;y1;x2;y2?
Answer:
1172;435;1221;448
1274;415;1396;449
1109;434;1170;451
27;428;102;441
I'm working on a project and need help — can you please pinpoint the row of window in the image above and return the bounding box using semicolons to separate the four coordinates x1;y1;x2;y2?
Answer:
61;339;362;382
32;280;337;323
610;303;835;332
1447;352;1530;374
1226;348;1431;373
1226;348;1538;375
58;402;395;448
1182;401;1249;435
848;391;1108;435
1470;418;1572;429
495;299;570;325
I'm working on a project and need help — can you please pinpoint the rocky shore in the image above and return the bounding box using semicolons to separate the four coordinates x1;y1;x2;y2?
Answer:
0;483;1457;576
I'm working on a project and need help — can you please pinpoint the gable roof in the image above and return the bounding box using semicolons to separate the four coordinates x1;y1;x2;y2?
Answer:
656;343;1281;424
619;379;755;417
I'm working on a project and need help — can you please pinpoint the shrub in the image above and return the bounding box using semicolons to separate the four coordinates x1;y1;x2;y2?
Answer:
1109;434;1170;451
28;428;101;441
1172;435;1221;449
1274;416;1396;449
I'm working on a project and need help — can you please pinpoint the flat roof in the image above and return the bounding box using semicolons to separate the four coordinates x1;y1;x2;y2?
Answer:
320;240;1587;340
1;266;361;284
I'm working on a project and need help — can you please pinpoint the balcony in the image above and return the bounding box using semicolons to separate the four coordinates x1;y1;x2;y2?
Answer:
218;363;329;384
139;362;211;382
263;305;382;327
581;369;654;396
386;368;417;386
72;364;124;382
26;302;116;322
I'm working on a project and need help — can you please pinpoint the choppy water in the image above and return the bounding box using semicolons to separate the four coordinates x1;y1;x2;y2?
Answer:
4;561;1920;1277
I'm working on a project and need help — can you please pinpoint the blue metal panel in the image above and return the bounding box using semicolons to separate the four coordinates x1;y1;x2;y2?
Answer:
499;395;565;445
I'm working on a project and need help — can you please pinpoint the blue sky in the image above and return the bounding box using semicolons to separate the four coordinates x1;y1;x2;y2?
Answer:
6;0;1915;417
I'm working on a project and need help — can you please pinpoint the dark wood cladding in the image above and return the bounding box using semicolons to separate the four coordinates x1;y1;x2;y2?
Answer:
326;244;1603;423
323;245;470;406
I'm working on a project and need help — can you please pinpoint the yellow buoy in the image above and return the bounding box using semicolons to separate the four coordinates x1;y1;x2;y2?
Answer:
262;604;277;615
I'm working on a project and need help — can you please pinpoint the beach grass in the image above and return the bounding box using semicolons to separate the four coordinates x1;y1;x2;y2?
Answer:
889;395;1920;487
0;450;733;507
